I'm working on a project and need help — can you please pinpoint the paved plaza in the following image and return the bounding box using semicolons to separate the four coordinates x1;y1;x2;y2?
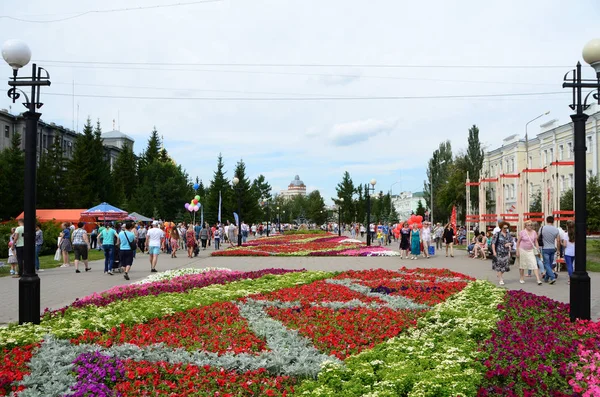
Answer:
1;242;598;326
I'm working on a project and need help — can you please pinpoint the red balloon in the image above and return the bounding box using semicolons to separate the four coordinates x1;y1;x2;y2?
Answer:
193;199;199;205
417;215;423;222
417;223;423;228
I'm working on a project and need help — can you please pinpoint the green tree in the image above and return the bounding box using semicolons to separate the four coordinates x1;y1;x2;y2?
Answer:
587;176;600;233
530;190;542;213
435;154;468;224
232;159;261;224
205;154;231;225
0;131;24;219
37;134;67;208
335;171;356;223
66;118;112;208
465;125;485;211
306;190;326;224
424;140;453;221
416;200;425;217
139;127;161;171
560;188;573;212
111;142;137;207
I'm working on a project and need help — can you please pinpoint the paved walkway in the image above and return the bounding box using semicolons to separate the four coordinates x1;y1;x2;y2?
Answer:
1;241;598;325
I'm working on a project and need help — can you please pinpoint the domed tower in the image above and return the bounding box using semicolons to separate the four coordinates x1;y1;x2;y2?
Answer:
281;175;307;198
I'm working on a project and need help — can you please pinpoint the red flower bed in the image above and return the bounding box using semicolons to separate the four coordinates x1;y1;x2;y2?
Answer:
335;268;473;306
0;344;38;396
247;280;384;305
115;360;296;396
266;306;424;359
72;302;268;355
212;249;270;256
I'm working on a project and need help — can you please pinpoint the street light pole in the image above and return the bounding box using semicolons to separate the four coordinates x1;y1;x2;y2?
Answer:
525;111;550;218
562;38;600;321
366;179;376;246
232;177;242;246
2;40;51;325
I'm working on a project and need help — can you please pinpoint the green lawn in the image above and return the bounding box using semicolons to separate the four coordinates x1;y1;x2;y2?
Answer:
0;249;107;277
587;239;600;272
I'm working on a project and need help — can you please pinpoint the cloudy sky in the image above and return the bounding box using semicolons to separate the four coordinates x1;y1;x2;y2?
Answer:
1;0;599;203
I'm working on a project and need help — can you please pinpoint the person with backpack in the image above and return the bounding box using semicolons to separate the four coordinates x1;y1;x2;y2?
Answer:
99;223;119;275
118;222;136;281
538;216;561;284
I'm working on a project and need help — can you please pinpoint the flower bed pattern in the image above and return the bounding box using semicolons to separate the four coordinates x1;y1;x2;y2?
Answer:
212;234;399;256
3;266;600;396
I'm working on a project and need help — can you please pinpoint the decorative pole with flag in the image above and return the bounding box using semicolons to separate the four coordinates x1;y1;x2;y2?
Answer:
450;205;457;232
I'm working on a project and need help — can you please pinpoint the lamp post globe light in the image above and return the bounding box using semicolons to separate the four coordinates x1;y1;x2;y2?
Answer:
366;179;376;246
562;38;600;321
338;197;344;236
2;40;51;325
232;177;242;246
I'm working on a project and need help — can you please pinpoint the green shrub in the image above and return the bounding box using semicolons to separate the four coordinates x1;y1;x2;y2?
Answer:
283;229;327;235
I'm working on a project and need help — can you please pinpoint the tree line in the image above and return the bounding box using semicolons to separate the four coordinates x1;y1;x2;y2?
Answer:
0;118;281;225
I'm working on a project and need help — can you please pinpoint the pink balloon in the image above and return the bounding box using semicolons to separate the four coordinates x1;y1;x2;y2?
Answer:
194;205;200;212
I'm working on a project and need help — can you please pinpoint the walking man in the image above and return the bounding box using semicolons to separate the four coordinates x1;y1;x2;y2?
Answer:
146;222;165;273
539;216;561;284
99;223;119;275
12;219;25;277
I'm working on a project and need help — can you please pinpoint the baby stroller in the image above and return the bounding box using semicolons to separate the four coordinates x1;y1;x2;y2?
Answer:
113;244;123;273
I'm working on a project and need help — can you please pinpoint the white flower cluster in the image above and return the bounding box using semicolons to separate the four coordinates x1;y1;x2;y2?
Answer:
134;267;233;284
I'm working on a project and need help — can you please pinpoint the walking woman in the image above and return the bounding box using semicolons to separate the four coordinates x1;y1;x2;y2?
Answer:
563;220;575;283
399;222;411;259
186;225;196;258
516;221;543;285
491;221;514;285
410;223;421;260
170;226;180;258
443;223;455;258
59;222;72;267
199;224;209;250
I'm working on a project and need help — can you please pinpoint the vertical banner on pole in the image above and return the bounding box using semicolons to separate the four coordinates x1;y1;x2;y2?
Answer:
218;191;222;223
201;205;204;226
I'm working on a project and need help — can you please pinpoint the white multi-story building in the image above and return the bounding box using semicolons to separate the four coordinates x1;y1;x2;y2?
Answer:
481;104;600;220
391;191;426;221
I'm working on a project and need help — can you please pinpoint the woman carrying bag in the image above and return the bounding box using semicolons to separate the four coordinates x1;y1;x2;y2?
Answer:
516;221;543;285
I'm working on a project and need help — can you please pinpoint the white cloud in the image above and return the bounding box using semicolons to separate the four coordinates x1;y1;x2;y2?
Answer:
329;118;398;146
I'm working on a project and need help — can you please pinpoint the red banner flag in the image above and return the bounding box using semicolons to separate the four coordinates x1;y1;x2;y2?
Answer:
450;206;457;232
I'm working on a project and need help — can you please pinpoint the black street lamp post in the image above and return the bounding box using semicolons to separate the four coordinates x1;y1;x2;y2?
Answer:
563;38;600;321
277;206;280;233
366;179;376;246
2;40;51;325
261;197;271;237
232;177;242;246
338;197;344;236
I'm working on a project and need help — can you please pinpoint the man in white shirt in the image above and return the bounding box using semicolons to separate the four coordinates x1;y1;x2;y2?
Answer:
145;223;165;273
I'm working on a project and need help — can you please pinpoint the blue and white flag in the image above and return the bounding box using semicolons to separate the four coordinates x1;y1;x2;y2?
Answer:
233;212;239;226
201;205;204;226
218;191;222;222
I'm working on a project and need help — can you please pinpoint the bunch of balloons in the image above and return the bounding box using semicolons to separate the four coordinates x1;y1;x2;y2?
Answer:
184;195;201;212
407;214;423;228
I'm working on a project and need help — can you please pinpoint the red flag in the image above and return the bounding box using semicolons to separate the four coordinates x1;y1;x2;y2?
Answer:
450;206;457;231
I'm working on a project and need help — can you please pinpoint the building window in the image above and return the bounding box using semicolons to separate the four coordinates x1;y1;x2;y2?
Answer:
587;136;593;153
511;158;515;173
543;150;547;165
528;156;532;169
530;182;534;195
4;125;8;138
561;175;565;193
589;170;593;180
569;173;574;189
559;145;564;160
550;148;554;164
567;142;572;158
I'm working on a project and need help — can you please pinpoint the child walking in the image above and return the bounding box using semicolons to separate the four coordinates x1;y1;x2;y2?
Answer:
8;240;17;277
